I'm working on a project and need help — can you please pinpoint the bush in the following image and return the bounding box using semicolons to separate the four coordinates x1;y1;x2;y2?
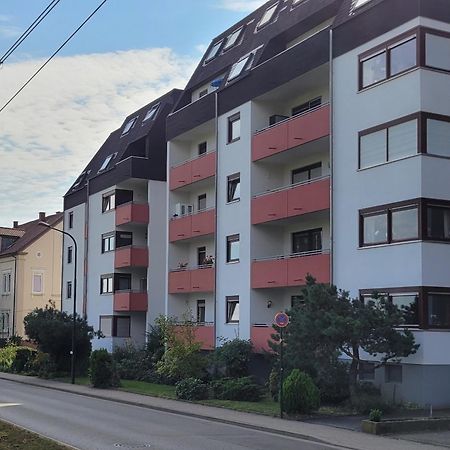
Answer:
317;362;350;405
30;352;57;379
351;382;391;414
283;369;320;415
11;347;37;373
210;377;264;402
268;368;279;401
113;343;153;381
175;378;208;401
369;408;382;422
210;339;253;378
89;349;119;388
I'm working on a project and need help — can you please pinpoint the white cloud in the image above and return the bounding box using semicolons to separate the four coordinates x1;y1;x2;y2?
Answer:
0;15;20;38
0;48;196;225
216;0;267;12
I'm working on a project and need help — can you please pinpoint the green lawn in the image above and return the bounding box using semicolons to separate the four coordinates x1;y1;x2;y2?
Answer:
118;380;177;399
0;420;67;449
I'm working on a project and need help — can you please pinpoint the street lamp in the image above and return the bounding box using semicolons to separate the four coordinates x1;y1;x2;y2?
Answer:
39;221;77;384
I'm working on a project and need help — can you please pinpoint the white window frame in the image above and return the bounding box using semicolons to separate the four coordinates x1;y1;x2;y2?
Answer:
143;103;160;122
257;3;278;29
121;117;137;136
2;271;11;295
32;271;44;295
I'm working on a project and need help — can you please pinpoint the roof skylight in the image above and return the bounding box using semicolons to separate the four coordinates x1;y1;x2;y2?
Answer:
98;153;116;173
353;0;373;8
205;40;222;62
223;27;243;51
257;3;278;29
121;117;137;136
143;103;160;122
228;53;253;81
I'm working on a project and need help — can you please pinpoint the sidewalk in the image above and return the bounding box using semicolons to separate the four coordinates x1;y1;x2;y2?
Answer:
0;372;444;450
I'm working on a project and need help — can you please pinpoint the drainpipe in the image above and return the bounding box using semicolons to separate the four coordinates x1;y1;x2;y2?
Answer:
12;254;17;337
329;28;334;286
83;180;90;319
213;89;219;348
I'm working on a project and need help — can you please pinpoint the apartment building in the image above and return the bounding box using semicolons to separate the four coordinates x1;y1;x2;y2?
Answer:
0;212;63;337
62;90;181;352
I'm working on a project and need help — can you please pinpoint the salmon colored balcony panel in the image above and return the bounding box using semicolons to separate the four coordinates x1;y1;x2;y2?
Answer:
191;152;216;183
169;162;192;190
114;292;148;312
175;325;215;350
287;253;330;286
251;258;288;289
251;325;274;353
287;178;330;218
252;121;288;161
190;267;215;292
252;190;288;224
114;247;148;269
287;105;330;149
191;209;215;238
168;270;191;294
169;216;192;242
116;203;149;226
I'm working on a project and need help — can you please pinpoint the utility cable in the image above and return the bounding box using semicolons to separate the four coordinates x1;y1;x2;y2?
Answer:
0;0;62;65
0;0;108;114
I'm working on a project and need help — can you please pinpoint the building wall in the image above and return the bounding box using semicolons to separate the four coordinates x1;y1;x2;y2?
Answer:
0;256;15;336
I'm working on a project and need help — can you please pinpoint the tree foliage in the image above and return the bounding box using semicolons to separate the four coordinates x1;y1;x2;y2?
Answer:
209;338;253;378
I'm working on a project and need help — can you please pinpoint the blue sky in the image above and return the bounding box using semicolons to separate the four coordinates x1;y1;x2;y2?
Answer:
0;0;267;225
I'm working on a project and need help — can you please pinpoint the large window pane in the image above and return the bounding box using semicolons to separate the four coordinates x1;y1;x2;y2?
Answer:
427;206;450;240
391;208;418;241
362;52;387;87
116;317;130;337
390;38;417;76
388;120;417;161
428;294;450;327
426;34;450;72
360;129;387;168
292;229;322;253
391;294;419;326
427;119;450;157
363;213;388;245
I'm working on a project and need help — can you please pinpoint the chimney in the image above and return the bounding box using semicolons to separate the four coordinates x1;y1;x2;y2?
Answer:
13;221;18;228
39;212;46;221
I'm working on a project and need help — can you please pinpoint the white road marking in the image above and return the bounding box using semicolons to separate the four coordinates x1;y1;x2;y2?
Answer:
0;403;21;408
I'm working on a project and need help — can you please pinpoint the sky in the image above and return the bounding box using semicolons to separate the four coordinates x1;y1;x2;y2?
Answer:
0;0;267;226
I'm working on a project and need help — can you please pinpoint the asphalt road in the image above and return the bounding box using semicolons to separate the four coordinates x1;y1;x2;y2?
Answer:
0;379;348;450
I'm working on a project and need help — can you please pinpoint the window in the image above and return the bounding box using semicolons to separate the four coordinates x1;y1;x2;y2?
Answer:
2;272;11;294
98;153;115;172
359;362;375;381
391;294;419;326
72;171;88;189
198;142;207;155
102;233;115;253
143;103;160;122
223;27;243;51
1;313;9;333
291;295;304;308
292;229;322;254
227;173;240;202
199;89;208;98
102;192;116;213
228;54;253;81
116;231;133;248
226;235;240;263
122;117;137;135
100;316;113;337
385;365;402;383
257;3;278;29
390;38;417;76
292;97;321;116
68;212;73;229
292;163;322;184
66;281;72;299
197;300;206;323
32;272;43;294
198;194;207;211
359;118;418;169
362;213;388;245
292;0;305;6
226;296;239;323
428;293;450;327
427;118;450;157
99;316;130;338
425;33;450;72
228;113;240;143
67;246;73;264
100;275;113;294
427;206;450;240
205;40;223;62
354;0;373;8
197;247;207;267
116;274;131;291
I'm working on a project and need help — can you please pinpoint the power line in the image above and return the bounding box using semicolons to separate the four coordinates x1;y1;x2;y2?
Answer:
0;0;108;114
0;0;62;65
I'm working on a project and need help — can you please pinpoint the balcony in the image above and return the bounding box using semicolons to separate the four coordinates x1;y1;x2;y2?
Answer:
114;291;148;312
251;325;275;353
169;208;215;242
116;202;149;226
252;105;330;161
170;152;216;190
175;323;215;350
251;251;330;289
168;266;215;294
252;176;330;224
114;246;149;269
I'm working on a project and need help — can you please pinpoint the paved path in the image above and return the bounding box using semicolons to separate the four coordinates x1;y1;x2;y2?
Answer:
0;373;444;450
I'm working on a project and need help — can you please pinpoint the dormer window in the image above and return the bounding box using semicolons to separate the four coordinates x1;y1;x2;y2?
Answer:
72;171;87;189
143;103;160;122
292;0;305;6
122;117;137;136
353;0;373;9
223;27;243;51
228;53;254;82
98;153;116;173
257;3;278;29
205;40;223;62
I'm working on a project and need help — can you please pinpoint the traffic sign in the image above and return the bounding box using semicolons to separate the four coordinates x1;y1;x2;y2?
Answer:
274;311;289;328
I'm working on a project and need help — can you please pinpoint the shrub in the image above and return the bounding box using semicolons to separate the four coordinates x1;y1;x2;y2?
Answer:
210;377;264;402
0;345;18;371
317;362;350;404
12;347;37;373
30;352;57;379
113;343;153;381
175;378;208;401
210;339;253;378
369;408;382;422
283;369;320;415
351;393;391;414
89;349;119;388
268;368;279;401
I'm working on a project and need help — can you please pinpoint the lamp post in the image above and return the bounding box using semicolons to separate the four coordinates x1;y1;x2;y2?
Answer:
39;221;77;384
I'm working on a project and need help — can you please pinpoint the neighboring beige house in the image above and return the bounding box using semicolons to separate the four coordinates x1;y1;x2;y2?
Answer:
0;212;63;337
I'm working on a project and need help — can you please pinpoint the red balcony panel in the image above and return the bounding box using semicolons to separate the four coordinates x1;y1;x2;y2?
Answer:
287;177;330;218
190;267;215;292
114;247;148;269
252;121;288;161
116;203;149;226
252;190;288;225
168;270;191;294
169;215;192;242
114;292;148;312
191;152;216;183
251;258;288;289
287;253;330;286
287;105;330;150
169;162;192;190
191;209;215;238
251;325;274;353
175;324;215;350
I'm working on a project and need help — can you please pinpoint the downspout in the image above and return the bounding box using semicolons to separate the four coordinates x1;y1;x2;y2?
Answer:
12;254;17;337
83;180;90;319
329;28;334;285
213;89;219;348
59;218;64;311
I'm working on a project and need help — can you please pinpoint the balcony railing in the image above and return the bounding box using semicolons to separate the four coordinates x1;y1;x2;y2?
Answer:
169;265;215;293
252;104;330;161
170;151;216;190
251;250;330;288
114;291;148;312
252;176;330;224
251;324;275;353
114;246;149;269
116;202;149;226
175;322;215;350
169;207;216;242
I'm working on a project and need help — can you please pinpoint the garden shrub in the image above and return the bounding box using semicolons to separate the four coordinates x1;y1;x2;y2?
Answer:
89;349;119;388
113;343;153;381
11;347;37;373
351;382;391;414
316;362;350;404
210;339;253;378
283;369;320;414
210;377;264;402
369;408;382;422
0;345;18;371
30;352;57;379
268;368;279;401
175;378;208;401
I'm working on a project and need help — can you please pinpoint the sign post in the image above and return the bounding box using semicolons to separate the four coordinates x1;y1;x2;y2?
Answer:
274;312;289;419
